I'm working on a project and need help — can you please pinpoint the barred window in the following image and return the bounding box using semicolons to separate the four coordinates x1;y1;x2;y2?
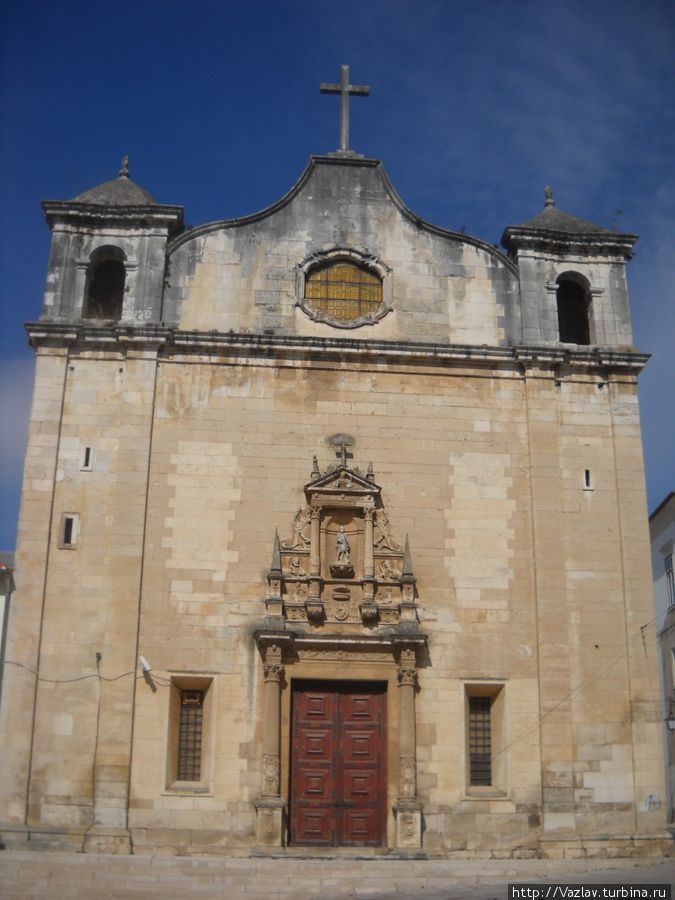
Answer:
468;696;492;786
305;262;382;322
177;690;204;781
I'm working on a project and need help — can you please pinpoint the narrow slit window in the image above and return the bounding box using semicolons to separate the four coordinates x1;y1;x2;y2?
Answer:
469;696;492;786
584;469;592;489
80;444;95;471
177;690;204;781
60;514;79;548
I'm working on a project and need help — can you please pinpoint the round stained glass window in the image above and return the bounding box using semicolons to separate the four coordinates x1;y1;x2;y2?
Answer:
305;263;383;324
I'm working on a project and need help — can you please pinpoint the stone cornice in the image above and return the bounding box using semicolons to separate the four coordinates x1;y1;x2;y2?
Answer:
25;322;650;375
42;200;184;233
501;226;637;259
254;630;428;653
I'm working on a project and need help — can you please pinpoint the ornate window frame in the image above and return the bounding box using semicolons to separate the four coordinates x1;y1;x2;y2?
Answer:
296;247;392;329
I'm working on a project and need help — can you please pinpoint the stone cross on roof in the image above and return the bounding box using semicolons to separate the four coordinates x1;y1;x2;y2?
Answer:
320;64;370;154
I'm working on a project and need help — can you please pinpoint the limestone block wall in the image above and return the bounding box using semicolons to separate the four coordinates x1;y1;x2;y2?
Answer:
111;351;663;852
125;357;541;850
0;350;68;825
1;341;664;854
0;346;158;839
526;369;662;842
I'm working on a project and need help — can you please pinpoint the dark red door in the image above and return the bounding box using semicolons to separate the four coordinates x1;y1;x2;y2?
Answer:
290;681;386;846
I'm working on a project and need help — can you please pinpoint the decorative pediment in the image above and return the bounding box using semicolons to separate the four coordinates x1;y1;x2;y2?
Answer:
264;454;419;632
304;456;380;504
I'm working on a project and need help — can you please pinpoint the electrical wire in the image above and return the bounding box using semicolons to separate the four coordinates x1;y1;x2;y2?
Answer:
2;659;177;689
2;612;665;764
492;615;662;762
3;659;137;683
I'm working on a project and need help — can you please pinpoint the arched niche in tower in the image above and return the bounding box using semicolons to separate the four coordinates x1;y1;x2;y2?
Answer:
556;271;592;345
83;245;126;320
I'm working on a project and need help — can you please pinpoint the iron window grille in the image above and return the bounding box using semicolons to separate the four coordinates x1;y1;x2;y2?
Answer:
469;696;492;786
177;689;204;781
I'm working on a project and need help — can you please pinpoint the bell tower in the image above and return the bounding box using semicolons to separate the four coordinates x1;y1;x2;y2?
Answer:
502;187;637;348
40;156;183;325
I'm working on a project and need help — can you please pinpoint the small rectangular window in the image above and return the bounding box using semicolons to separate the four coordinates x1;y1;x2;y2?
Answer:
465;684;506;796
583;469;593;490
666;555;674;608
80;444;95;471
670;648;675;689
468;696;492;786
59;513;79;548
166;676;213;791
177;690;204;781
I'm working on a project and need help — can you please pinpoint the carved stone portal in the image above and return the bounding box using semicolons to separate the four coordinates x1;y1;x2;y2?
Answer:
257;455;425;851
265;455;420;630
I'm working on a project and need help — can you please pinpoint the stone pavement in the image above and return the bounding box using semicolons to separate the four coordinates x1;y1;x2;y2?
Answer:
0;852;673;900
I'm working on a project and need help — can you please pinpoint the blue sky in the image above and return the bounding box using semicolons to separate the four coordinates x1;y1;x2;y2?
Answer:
1;0;673;550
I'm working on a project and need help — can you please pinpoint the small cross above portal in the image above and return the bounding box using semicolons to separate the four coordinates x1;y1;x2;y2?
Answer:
335;442;353;467
320;65;370;154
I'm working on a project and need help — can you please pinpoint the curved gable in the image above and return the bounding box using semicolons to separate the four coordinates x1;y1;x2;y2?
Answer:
164;156;518;346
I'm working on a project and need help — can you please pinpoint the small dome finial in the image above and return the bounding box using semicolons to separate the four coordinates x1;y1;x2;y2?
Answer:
118;155;130;178
544;185;555;207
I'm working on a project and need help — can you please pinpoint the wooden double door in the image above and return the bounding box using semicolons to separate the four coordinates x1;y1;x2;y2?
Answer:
289;681;387;847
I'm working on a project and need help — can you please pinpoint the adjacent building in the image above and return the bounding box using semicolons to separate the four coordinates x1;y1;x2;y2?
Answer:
651;492;675;824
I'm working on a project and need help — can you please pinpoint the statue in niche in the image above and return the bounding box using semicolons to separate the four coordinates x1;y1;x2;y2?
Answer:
336;526;351;562
373;510;402;551
330;524;355;579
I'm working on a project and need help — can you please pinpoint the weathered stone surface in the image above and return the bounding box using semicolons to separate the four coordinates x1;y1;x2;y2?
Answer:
0;153;664;858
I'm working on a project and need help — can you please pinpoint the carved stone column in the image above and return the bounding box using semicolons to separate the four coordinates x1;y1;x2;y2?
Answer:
394;647;422;849
306;505;323;622
309;505;321;576
255;644;285;847
364;507;374;579
361;507;377;623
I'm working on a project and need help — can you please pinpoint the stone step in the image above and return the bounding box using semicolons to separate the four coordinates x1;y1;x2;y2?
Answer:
0;850;672;900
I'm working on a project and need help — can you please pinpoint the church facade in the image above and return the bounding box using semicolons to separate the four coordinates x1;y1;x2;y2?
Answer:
0;87;669;857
